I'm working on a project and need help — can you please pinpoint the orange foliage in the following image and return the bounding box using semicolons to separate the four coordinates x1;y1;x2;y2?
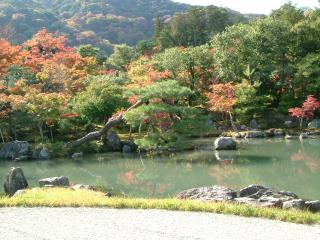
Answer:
128;56;172;88
0;39;22;76
207;83;237;113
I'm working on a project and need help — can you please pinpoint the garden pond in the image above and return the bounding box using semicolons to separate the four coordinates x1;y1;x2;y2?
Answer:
0;138;320;199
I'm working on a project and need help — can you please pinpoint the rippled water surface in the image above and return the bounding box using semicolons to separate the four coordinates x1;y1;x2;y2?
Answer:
1;138;320;199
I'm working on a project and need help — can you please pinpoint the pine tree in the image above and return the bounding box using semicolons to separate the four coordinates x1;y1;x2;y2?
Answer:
124;80;210;150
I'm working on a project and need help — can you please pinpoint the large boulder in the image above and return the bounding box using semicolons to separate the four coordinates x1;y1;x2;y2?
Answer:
235;196;282;208
239;184;268;198
32;147;50;160
249;120;260;129
0;141;30;161
214;137;237;150
239;184;298;202
38;176;70;187
72;152;83;159
305;200;320;212
121;140;138;153
282;199;305;210
177;186;237;201
4;167;28;196
105;132;122;152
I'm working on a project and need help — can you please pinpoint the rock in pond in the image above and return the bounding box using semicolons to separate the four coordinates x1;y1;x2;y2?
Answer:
105;132;122;152
4;167;28;196
121;140;138;153
299;133;309;140
282;199;305;210
72;152;83;159
32;147;50;160
305;200;320;212
249;119;260;129
285;134;296;140
274;129;285;137
0;141;30;161
245;131;266;138
39;148;50;159
39;176;70;187
177;186;237;201
214;137;237;150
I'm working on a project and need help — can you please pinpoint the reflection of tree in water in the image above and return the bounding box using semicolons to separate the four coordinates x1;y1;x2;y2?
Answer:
291;149;319;172
208;164;241;186
117;156;175;197
214;147;277;165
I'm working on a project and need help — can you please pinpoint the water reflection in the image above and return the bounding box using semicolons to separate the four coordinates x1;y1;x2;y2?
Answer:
0;138;319;199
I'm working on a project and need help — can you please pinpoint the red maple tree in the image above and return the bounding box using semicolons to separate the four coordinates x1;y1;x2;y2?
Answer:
289;95;320;129
207;83;238;131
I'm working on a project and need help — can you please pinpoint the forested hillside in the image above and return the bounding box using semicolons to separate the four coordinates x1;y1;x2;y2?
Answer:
0;0;256;54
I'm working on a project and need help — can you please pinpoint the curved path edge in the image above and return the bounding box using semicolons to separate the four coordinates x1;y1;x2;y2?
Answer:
0;208;319;240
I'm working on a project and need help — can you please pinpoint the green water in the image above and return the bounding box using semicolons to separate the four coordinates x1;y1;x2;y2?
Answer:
1;138;320;199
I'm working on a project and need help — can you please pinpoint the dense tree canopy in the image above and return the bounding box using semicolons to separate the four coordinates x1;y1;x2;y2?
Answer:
0;3;319;152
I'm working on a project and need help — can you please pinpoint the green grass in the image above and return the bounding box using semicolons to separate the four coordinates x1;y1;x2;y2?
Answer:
1;188;320;225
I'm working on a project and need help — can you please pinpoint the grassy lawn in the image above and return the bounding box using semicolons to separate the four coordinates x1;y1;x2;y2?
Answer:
0;188;320;225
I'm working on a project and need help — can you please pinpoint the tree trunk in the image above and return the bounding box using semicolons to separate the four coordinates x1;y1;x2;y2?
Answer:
0;128;5;143
49;127;54;142
138;122;143;137
67;101;143;148
38;121;44;138
228;111;238;132
300;118;303;130
129;125;132;140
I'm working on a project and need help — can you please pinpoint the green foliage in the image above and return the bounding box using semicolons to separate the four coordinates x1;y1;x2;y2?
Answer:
271;3;304;25
234;80;272;123
124;80;210;150
154;46;215;97
107;44;136;70
3;65;36;87
128;80;193;103
72;76;129;123
136;40;154;55
296;53;320;97
78;44;100;59
153;6;249;48
212;17;299;109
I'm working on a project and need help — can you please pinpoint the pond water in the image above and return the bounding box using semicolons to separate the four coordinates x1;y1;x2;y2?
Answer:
1;138;320;199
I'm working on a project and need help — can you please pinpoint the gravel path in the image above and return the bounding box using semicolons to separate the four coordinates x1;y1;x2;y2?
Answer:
0;208;319;240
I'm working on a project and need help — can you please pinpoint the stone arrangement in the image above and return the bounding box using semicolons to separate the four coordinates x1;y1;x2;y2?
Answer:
0;132;138;162
3;167;320;214
2;167;120;198
3;167;29;196
177;184;320;213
